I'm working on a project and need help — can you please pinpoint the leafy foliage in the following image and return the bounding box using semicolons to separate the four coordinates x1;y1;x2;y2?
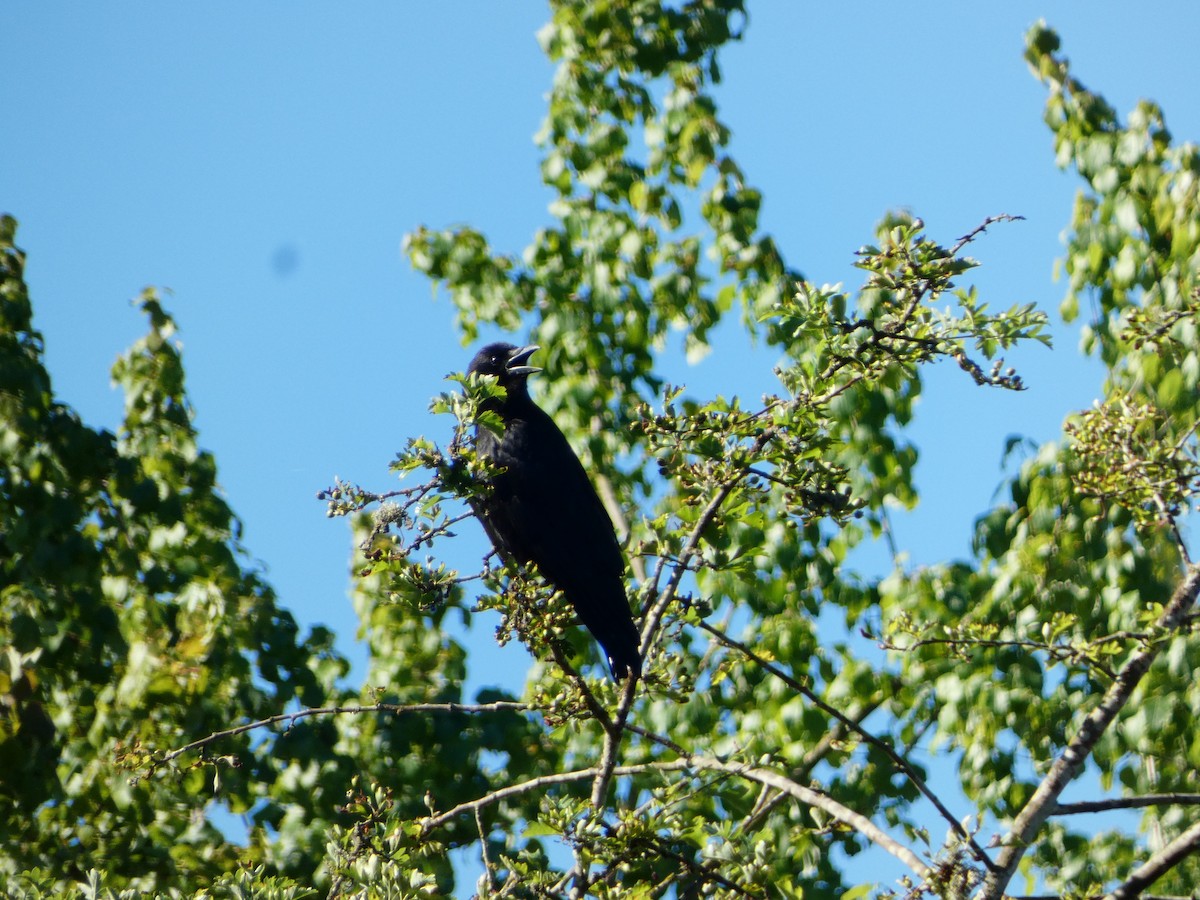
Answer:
0;218;528;895
5;5;1200;900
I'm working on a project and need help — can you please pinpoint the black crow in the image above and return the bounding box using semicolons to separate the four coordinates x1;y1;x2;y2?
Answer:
466;342;641;679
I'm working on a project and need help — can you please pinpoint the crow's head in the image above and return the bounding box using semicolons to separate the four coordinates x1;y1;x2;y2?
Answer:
467;343;541;389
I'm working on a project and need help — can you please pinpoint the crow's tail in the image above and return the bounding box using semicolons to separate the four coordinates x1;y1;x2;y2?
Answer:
566;581;642;680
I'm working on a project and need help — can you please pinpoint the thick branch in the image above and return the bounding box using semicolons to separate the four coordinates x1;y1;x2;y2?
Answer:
1105;818;1200;900
981;563;1200;899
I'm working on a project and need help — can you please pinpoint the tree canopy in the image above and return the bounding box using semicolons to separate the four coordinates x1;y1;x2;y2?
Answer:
3;4;1200;899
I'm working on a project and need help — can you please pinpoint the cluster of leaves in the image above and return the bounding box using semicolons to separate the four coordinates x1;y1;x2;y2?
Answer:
0;215;546;898
1;212;335;891
404;0;792;484
334;4;1189;898
770;214;1046;393
869;24;1200;900
1067;394;1200;527
331;11;1199;900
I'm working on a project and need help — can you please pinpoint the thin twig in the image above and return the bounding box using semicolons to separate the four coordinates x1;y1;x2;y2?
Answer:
1052;794;1200;815
624;721;688;757
550;643;613;734
639;428;776;659
878;633;1119;681
740;695;884;834
640;837;762;898
596;471;646;583
474;806;495;894
952;214;1025;254
154;700;529;767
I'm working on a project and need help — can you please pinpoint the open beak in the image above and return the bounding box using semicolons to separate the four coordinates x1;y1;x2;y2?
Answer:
505;345;542;376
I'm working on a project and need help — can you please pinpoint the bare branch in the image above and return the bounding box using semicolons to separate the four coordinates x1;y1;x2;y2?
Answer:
1052;794;1200;815
624;721;688;757
675;756;931;879
1105;818;1200;900
420;749;928;880
595;471;646;583
952;213;1026;254
740;696;885;834
474;806;495;894
590;673;639;807
422;765;616;832
981;563;1200;899
152;700;529;768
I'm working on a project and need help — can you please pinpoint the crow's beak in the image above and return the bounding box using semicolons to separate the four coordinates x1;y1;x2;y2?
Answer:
505;345;542;376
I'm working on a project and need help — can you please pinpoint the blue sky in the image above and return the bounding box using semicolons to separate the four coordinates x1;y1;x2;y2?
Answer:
4;5;1199;883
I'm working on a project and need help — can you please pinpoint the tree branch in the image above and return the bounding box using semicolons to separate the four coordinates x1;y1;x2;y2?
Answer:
1105;818;1200;900
980;563;1200;899
590;672;639;807
474;806;496;894
549;643;614;733
595;471;646;583
877;632;1120;682
638;429;774;659
952;213;1025;254
422;764;619;832
638;836;761;899
674;756;931;879
419;749;929;879
152;700;529;768
739;695;884;835
1052;794;1200;815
